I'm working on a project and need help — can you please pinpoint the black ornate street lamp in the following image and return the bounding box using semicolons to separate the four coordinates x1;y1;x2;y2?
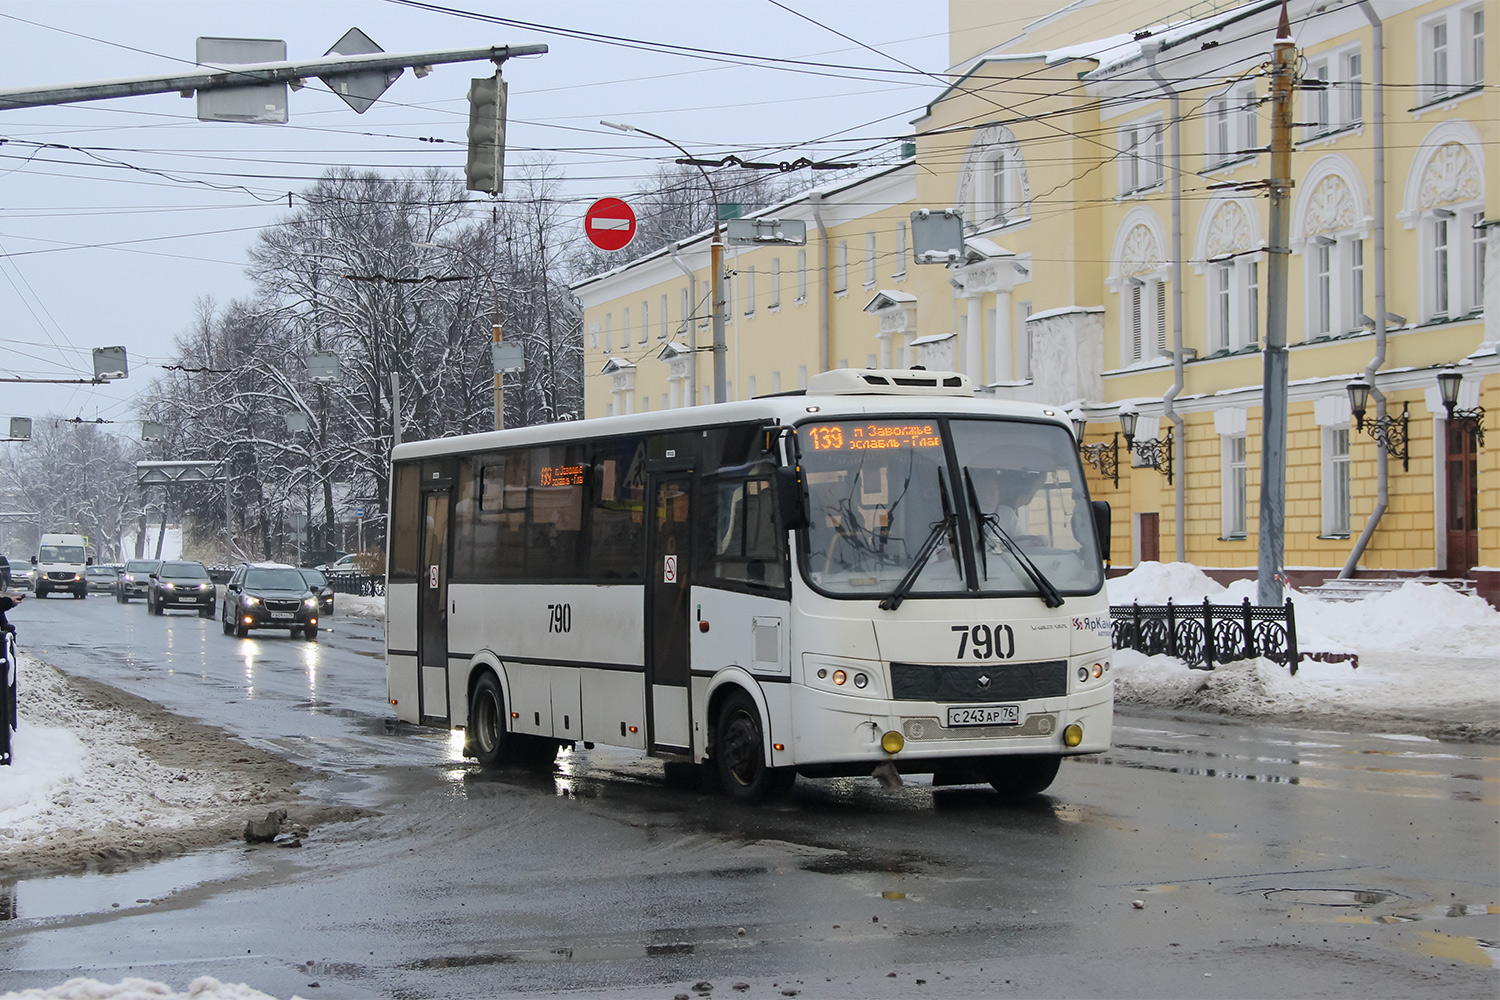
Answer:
1119;408;1173;485
1070;409;1119;487
1437;365;1485;447
1345;377;1410;471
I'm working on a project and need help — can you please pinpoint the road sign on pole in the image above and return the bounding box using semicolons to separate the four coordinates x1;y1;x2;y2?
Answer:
584;198;637;251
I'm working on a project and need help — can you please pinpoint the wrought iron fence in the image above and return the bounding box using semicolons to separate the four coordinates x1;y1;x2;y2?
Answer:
1110;597;1301;674
2;630;16;766
327;573;385;598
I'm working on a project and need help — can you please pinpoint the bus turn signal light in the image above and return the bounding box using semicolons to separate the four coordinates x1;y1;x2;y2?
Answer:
1063;724;1084;747
881;731;904;754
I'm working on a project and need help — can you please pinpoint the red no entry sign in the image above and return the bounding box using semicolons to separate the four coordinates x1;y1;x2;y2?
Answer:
584;197;637;251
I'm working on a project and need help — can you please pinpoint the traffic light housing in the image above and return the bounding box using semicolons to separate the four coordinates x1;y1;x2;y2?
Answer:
465;74;507;195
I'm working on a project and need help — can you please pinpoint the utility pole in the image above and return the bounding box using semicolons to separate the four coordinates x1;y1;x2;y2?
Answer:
1258;1;1296;607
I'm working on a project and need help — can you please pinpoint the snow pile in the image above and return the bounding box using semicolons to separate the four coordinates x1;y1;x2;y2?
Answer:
1107;563;1500;739
0;655;314;873
0;976;304;999
335;593;383;620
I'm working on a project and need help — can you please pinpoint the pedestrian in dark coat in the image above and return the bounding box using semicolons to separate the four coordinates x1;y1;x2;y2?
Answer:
0;592;22;636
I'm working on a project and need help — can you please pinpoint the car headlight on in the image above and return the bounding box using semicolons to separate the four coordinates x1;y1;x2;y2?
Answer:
122;574;134;583
164;582;175;589
244;596;261;606
303;597;317;608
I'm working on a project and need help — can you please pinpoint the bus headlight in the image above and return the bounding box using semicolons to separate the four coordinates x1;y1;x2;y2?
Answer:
853;672;868;689
832;669;847;686
880;730;904;754
1063;724;1084;747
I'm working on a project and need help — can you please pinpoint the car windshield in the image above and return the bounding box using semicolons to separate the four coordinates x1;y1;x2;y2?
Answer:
87;568;114;577
799;416;1102;600
126;561;158;572
245;568;309;591
39;545;86;563
161;562;209;579
301;570;328;586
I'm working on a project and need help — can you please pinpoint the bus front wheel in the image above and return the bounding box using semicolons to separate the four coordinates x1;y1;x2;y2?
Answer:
467;672;510;768
986;754;1062;797
714;691;794;803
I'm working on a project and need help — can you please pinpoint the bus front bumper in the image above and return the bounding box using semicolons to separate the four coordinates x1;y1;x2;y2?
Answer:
779;682;1113;774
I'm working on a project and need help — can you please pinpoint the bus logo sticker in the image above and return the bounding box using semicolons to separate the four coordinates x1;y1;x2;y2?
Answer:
663;555;678;583
429;565;439;589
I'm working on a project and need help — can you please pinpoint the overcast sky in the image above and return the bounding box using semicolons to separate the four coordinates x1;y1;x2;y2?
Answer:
0;0;948;436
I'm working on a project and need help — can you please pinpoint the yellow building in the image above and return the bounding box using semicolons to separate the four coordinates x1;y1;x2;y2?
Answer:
572;0;1496;606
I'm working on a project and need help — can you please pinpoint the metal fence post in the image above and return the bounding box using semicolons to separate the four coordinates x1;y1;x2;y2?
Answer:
1241;597;1255;659
1202;597;1216;669
1285;596;1300;676
1166;598;1178;658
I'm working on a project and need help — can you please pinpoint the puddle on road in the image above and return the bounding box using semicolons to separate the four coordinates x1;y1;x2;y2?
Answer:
0;849;248;921
1260;887;1398;906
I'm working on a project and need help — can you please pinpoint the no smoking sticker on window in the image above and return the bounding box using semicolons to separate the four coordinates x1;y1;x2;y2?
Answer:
663;555;677;583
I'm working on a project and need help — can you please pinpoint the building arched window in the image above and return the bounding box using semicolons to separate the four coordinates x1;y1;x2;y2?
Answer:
1193;198;1262;353
1402;122;1485;322
1107;211;1169;365
1291;155;1370;340
955;124;1030;231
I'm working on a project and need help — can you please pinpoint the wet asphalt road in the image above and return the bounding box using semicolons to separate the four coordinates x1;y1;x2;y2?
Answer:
0;593;1496;998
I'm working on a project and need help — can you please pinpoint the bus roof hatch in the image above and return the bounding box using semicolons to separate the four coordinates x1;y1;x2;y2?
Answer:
805;368;972;397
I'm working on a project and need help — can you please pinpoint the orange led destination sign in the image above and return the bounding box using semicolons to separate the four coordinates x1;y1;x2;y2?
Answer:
539;464;586;487
805;422;942;452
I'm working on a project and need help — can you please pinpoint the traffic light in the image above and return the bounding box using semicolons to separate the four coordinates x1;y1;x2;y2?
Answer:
465;74;507;195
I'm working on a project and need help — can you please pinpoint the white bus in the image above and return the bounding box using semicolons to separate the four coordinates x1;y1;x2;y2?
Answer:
386;369;1114;801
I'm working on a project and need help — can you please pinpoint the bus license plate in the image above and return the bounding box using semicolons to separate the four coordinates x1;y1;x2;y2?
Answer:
270;611;294;620
946;704;1021;727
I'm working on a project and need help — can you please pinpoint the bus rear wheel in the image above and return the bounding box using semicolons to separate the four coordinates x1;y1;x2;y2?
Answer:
986;754;1062;797
714;691;794;803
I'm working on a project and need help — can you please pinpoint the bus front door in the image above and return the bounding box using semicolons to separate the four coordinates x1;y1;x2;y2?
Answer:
646;474;692;753
418;489;451;725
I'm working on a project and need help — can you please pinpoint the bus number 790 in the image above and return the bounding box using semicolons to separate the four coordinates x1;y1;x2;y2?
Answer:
548;603;572;634
952;623;1015;660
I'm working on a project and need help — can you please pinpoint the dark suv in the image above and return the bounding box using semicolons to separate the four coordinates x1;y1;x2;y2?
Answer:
117;559;161;602
222;563;320;640
147;560;216;617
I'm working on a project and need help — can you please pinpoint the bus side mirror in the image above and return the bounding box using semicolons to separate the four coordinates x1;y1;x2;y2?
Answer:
775;466;809;532
1091;500;1111;565
30;556;37;566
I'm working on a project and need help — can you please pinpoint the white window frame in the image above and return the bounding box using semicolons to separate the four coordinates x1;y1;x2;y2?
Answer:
622;307;631;348
1418;4;1486;106
744;266;756;317
604;312;613;353
974;149;1020;225
639;300;649;344
1223;434;1248;538
1120;275;1168;363
836;241;848;294
893;224;908;279
1321;426;1351;537
1299;232;1368;339
1205;256;1263;352
1422;202;1485;321
659;294;668;340
864;232;877;288
770;258;781;310
1118;116;1164;195
796;249;808;304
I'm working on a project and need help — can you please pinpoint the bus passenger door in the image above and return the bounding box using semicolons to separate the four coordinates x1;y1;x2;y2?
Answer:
418;489;451;724
646;473;692;753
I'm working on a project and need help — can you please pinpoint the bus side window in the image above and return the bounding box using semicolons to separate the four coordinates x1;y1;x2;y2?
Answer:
588;437;646;582
389;462;421;579
702;476;787;593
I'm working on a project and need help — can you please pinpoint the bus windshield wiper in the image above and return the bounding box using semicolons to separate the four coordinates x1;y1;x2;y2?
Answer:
879;472;955;612
963;467;1065;609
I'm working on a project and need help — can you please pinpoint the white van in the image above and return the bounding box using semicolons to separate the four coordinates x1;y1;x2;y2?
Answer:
34;532;91;598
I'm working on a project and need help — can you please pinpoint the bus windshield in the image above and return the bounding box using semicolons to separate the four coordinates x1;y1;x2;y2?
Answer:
39;545;85;563
799;417;1102;599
